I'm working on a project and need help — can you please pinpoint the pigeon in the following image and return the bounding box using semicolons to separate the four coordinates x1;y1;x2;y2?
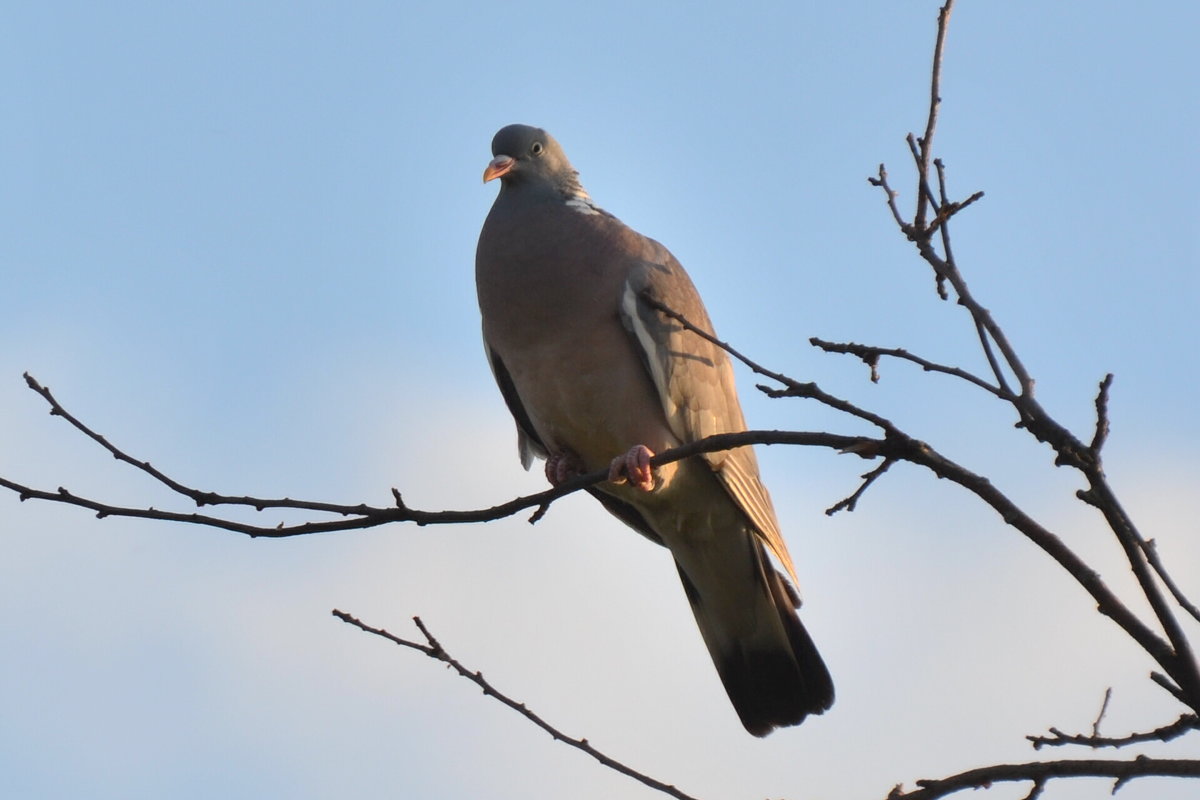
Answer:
475;124;833;736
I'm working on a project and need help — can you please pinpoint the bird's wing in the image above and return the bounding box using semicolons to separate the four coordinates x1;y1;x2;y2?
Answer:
483;339;546;470
618;239;798;585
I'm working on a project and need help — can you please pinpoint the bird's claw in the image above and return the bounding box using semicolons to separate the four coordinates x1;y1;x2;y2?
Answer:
609;445;656;492
545;450;586;486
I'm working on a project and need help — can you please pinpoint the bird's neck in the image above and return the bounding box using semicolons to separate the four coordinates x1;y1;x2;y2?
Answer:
557;172;602;216
500;170;603;216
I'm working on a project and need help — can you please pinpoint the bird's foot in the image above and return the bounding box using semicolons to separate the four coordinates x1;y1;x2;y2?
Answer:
545;450;587;487
608;445;656;492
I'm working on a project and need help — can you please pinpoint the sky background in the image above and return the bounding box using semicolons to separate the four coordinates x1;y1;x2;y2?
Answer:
2;2;1198;798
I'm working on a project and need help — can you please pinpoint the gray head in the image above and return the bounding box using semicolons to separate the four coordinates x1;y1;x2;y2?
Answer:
482;124;587;198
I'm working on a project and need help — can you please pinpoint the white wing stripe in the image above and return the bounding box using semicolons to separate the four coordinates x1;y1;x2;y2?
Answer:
620;281;682;434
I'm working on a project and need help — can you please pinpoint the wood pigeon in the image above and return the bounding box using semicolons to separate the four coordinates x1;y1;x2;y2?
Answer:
475;124;833;736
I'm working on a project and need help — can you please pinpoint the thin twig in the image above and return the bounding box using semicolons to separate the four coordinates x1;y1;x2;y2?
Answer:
926;160;984;238
1091;374;1114;456
1028;713;1199;751
825;459;894;515
887;757;1200;800
1151;672;1188;704
639;294;900;433
912;1;955;228
868;164;909;232
1019;778;1045;800
1092;687;1113;738
809;337;1010;399
973;316;1012;397
1082;479;1200;710
908;133;941;232
332;611;704;800
1142;538;1200;625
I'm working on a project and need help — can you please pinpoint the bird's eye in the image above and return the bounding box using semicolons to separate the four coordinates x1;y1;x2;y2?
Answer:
530;141;544;156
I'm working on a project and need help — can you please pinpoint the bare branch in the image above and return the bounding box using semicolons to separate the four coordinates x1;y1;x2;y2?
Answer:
1028;713;1199;751
1142;538;1200;625
1091;373;1114;456
637;300;1187;692
809;337;1010;398
861;0;1200;716
638;294;807;390
1018;778;1045;800
332;611;704;800
866;7;1036;407
825;458;894;515
908;133;939;232
1093;686;1113;738
0;425;874;538
912;0;954;228
868;164;910;233
887;757;1200;800
972;316;1012;397
638;293;904;434
926;158;984;237
1152;672;1189;704
1080;480;1200;709
17;350;1182;699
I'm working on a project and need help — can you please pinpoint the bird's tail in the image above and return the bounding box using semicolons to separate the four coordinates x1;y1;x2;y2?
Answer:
674;538;834;736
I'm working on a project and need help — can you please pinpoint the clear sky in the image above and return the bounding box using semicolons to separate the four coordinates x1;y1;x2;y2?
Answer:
2;2;1197;799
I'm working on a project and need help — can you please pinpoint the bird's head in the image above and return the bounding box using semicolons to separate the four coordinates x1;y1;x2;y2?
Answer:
483;124;585;197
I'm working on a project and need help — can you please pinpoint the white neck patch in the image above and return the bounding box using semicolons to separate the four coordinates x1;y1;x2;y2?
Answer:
564;189;602;216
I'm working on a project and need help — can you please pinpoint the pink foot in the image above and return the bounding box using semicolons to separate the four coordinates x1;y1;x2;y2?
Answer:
545;450;586;486
608;444;656;492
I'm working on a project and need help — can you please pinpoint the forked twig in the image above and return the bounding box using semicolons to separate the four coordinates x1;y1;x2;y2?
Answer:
866;0;1200;717
825;459;895;515
1028;712;1199;751
809;337;1010;398
332;611;703;800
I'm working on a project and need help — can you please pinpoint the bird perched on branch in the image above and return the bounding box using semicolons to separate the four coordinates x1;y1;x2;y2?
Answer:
475;124;833;735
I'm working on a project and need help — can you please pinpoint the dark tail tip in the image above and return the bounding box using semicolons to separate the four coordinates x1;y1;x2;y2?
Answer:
678;557;834;736
720;608;834;737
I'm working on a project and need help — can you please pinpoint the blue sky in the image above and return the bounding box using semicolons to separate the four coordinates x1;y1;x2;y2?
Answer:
2;2;1198;798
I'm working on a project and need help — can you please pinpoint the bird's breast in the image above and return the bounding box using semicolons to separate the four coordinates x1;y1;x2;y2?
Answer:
476;205;677;469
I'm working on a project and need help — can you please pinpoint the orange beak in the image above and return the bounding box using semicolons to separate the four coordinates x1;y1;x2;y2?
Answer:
483;155;516;183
